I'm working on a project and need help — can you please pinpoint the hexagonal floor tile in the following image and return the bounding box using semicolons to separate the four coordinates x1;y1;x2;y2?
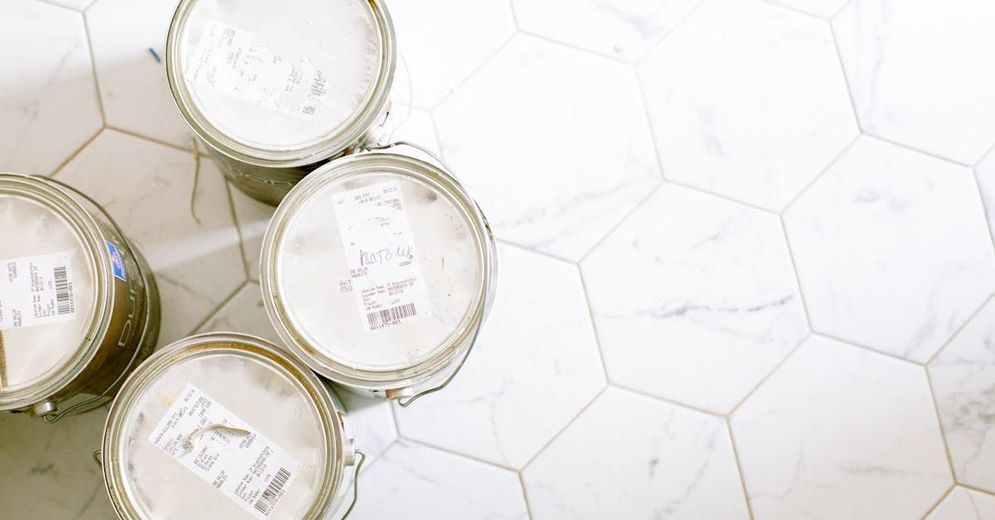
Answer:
731;335;952;519
0;411;115;519
394;243;605;469
86;0;194;149
640;0;857;210
349;440;528;520
43;0;96;10
195;281;280;345
927;487;995;520
54;129;245;347
522;388;750;519
834;0;995;165
511;0;702;62
976;146;995;241
582;184;807;414
929;298;995;494
435;34;661;261
229;185;273;282
784;136;995;362
385;0;515;110
0;0;101;175
767;0;847;19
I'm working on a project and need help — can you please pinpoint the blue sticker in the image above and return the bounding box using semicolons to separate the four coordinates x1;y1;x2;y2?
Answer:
106;241;127;282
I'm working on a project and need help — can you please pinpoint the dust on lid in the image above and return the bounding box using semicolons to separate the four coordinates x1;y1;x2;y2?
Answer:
269;159;485;375
0;185;98;401
114;340;335;519
175;0;388;154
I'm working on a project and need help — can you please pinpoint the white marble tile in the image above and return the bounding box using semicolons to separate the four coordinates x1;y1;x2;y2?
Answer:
582;184;807;413
0;411;114;519
335;391;397;470
385;0;515;110
349;440;528;520
731;335;952;519
929;298;995;494
511;0;702;62
86;0;193;150
976;147;995;242
640;0;857;210
927;487;995;520
435;34;661;260
229;184;273;282
195;281;280;345
395;244;605;469
55;129;245;347
784;136;995;362
42;0;97;10
522;388;749;520
834;0;995;165
768;0;847;19
0;0;101;176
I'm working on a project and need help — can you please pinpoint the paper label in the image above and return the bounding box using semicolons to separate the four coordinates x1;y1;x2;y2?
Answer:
0;252;77;331
148;384;301;519
186;20;328;119
334;181;428;332
106;241;127;282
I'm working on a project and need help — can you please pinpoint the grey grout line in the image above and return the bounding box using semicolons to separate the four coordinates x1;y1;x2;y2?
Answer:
632;0;708;66
186;278;250;335
47;127;102;178
975;142;995;170
359;438;396;475
828;0;854;21
80;8;107;127
815;330;930;368
611;382;725;420
780;133;860;215
726;333;811;418
957;482;995;500
577;268;612;386
865;132;973;169
668;178;781;216
925;292;995;367
428;32;517;114
725;418;757;520
828;16;864;134
514;28;631;66
497;238;578;267
779;216;815;332
969;167;995;259
506;0;521;32
519;386;608;473
517;471;536;520
104;125;195;155
397;436;519;474
34;0;83;14
576;183;661;264
754;0;828;22
923;367;961;487
920;483;956;519
223;181;254;282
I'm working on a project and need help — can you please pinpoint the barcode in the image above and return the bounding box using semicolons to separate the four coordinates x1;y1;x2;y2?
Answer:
54;266;74;316
367;303;417;329
253;467;291;516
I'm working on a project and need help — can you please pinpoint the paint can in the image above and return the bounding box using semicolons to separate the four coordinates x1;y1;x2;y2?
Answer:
0;173;160;421
165;0;397;206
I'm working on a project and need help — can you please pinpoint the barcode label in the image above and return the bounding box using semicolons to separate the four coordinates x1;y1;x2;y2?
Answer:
254;467;292;516
334;181;429;333
367;303;417;330
0;252;77;330
149;384;301;519
53;266;74;315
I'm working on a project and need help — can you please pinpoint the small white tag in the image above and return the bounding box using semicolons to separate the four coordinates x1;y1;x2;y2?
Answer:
148;384;301;519
186;20;327;119
334;181;429;332
0;252;77;331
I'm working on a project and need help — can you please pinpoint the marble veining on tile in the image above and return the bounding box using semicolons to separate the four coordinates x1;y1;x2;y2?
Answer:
834;0;995;165
929;298;995;493
640;0;858;210
583;183;808;414
434;34;661;261
785;136;995;362
522;388;750;520
0;0;101;176
395;243;605;469
732;335;953;519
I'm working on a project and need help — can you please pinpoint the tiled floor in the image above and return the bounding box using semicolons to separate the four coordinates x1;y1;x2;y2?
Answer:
2;0;995;518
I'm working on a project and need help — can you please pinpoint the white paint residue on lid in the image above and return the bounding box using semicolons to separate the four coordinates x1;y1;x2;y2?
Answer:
0;193;96;395
180;0;382;151
275;172;482;372
120;352;328;519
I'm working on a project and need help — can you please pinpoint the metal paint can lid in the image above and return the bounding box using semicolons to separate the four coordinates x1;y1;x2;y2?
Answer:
166;0;396;167
0;173;110;411
260;150;497;394
102;332;353;519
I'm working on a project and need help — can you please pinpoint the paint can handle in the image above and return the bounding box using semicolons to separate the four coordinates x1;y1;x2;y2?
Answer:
340;449;366;519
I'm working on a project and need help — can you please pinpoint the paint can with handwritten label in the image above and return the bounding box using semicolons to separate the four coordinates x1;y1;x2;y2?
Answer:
165;0;398;206
259;144;498;406
0;173;160;421
100;332;363;519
